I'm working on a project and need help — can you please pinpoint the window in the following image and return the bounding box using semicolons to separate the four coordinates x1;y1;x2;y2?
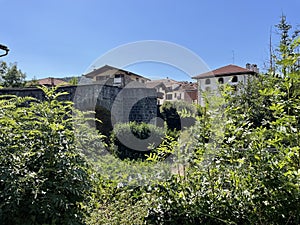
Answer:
218;77;224;84
232;76;238;83
114;74;123;84
166;94;173;100
205;78;211;85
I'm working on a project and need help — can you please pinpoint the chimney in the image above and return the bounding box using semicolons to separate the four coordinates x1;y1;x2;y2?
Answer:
246;63;251;70
246;63;259;73
251;64;259;73
50;77;54;86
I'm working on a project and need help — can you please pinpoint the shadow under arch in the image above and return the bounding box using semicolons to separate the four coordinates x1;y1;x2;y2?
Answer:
94;105;115;143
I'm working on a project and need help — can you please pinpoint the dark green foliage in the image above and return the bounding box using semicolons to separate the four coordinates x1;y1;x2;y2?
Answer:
159;101;181;130
110;122;165;160
0;86;104;225
159;100;198;130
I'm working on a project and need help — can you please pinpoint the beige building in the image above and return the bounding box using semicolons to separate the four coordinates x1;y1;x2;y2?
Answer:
84;65;150;88
146;78;198;105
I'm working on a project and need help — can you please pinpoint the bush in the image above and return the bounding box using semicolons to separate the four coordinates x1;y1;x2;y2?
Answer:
0;86;106;225
110;122;165;160
159;100;198;131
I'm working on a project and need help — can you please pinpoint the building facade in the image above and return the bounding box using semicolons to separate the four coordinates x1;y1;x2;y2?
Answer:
146;78;198;105
192;64;258;106
84;65;150;88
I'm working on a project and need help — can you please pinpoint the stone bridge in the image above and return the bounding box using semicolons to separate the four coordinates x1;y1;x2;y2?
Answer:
0;84;158;126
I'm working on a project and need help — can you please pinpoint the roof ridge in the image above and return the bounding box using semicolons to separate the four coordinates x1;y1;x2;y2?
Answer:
192;64;256;79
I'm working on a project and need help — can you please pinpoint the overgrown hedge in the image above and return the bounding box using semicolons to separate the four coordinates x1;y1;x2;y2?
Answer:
0;86;106;225
110;121;165;160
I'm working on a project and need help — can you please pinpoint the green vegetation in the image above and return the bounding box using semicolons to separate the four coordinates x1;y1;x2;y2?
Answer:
159;100;198;131
0;61;26;87
110;121;165;160
0;86;106;225
0;16;299;224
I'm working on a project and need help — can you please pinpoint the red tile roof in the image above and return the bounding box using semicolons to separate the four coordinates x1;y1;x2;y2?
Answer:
37;77;67;86
192;64;256;79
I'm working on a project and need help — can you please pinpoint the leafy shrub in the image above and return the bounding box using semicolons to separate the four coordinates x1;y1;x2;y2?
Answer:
110;122;165;160
159;100;198;131
0;86;106;225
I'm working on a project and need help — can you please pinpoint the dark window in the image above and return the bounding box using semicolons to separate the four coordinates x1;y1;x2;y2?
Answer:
232;76;238;82
114;74;124;78
218;77;224;84
205;79;211;85
166;94;173;100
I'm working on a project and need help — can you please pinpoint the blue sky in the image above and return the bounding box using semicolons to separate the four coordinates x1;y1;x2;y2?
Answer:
1;0;300;81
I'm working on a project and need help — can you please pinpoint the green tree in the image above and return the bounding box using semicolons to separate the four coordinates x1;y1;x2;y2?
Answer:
26;75;39;87
0;61;26;87
69;77;79;85
275;15;300;76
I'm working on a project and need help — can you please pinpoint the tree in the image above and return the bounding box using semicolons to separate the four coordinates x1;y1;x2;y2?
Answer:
26;75;39;87
0;61;26;87
275;15;300;76
69;77;79;85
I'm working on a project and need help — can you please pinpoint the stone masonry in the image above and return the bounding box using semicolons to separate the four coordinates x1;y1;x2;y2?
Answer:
0;84;158;124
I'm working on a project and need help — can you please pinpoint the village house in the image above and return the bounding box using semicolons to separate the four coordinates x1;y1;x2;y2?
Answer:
192;64;258;105
83;64;150;88
146;78;198;105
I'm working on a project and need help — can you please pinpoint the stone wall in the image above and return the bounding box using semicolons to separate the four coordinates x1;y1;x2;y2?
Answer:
0;84;158;124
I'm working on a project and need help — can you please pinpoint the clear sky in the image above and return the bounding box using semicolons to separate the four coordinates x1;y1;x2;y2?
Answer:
1;0;300;81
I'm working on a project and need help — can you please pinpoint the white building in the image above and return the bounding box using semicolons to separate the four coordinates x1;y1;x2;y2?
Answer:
192;64;258;106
